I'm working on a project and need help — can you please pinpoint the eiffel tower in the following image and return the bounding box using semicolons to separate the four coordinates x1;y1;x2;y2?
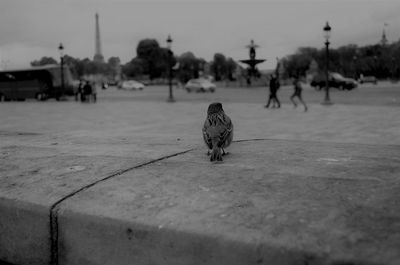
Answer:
380;27;388;46
93;13;104;63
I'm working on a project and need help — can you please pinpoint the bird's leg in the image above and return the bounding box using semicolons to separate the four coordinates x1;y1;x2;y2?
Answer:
222;148;229;156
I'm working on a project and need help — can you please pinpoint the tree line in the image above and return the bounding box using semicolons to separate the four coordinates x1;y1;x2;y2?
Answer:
31;55;121;81
31;38;241;83
33;38;400;82
282;40;400;80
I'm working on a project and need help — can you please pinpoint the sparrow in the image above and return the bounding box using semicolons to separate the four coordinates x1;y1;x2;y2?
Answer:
202;102;233;162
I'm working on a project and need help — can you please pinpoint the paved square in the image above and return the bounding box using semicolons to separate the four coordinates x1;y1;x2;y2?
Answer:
1;82;400;265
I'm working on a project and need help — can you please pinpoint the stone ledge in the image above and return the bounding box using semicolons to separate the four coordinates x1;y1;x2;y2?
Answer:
57;140;400;265
0;145;192;265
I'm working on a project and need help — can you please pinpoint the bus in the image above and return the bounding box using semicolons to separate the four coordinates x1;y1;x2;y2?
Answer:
0;64;74;101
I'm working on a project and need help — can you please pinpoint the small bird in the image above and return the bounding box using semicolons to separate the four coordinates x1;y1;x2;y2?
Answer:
202;102;233;162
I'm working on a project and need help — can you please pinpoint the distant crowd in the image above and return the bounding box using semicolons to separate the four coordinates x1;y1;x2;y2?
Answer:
75;80;99;103
73;75;308;110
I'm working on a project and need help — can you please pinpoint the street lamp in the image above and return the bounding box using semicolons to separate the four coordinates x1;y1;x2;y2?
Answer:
199;61;204;77
166;34;175;102
373;55;378;78
392;57;396;80
191;64;196;78
58;43;65;98
322;22;332;105
353;55;358;80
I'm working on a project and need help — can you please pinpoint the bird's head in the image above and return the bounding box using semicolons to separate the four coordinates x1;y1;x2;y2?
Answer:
207;102;223;115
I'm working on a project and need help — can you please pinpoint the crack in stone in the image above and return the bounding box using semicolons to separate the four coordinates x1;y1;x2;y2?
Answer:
48;148;194;265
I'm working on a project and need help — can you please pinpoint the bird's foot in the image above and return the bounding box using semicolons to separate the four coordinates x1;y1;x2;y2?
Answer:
210;155;223;162
222;149;229;156
210;149;223;162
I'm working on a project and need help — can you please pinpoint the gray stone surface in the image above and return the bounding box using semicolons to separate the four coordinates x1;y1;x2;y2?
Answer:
59;140;400;265
1;85;400;265
0;142;189;265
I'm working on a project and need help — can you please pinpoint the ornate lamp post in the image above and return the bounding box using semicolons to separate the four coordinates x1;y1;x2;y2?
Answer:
166;35;175;102
58;43;65;98
373;55;378;78
199;61;205;77
352;55;358;80
322;22;332;105
392;57;396;80
191;64;195;78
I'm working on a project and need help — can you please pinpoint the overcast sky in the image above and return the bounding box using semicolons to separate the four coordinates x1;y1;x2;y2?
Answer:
1;0;400;70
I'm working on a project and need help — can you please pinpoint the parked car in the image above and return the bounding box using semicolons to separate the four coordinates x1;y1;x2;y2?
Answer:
359;75;377;84
310;72;357;90
185;78;216;93
107;80;119;86
118;80;144;90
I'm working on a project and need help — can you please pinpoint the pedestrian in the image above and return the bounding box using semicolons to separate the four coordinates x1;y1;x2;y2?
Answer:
265;74;281;108
290;76;308;112
92;82;99;103
76;80;83;101
246;76;251;86
82;81;92;103
80;80;87;102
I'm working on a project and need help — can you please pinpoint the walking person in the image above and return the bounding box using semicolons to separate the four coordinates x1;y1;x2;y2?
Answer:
75;80;83;101
265;74;281;108
92;82;99;103
290;76;308;112
82;81;92;103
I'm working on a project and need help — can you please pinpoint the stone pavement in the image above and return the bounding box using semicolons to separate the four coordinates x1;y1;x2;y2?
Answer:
1;100;399;149
1;99;400;265
59;140;400;265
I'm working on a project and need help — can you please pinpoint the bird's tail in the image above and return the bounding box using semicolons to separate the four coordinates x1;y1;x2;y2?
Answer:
210;147;222;162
